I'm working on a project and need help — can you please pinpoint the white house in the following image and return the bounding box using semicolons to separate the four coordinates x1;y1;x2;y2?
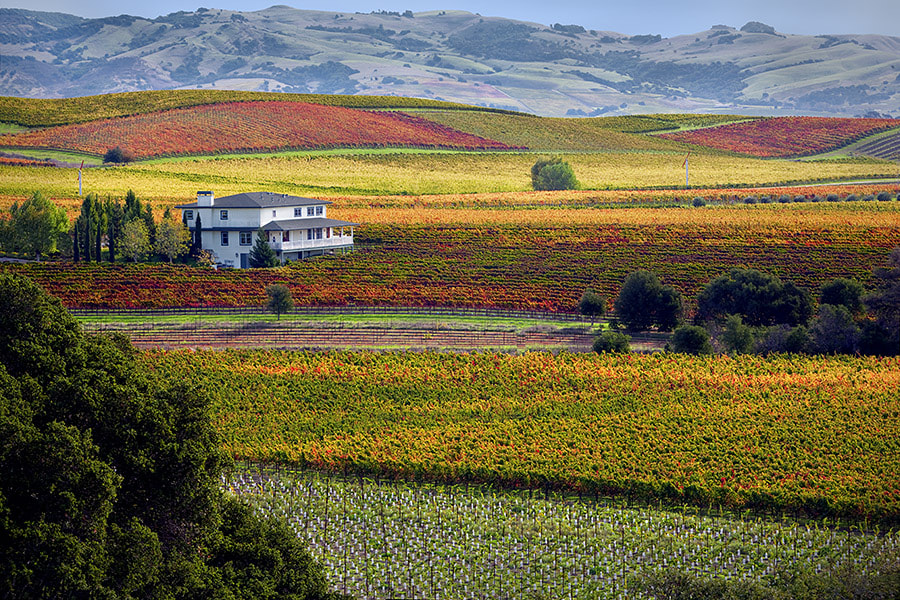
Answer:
176;191;357;268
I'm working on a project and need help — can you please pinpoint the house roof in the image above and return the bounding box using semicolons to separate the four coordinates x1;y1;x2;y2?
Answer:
262;218;359;231
176;192;331;209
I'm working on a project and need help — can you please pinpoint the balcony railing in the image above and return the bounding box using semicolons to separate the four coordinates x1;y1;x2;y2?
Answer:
270;235;353;252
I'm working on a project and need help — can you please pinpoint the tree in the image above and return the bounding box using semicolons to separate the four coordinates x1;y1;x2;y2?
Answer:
592;330;630;353
669;325;713;355
191;212;203;253
0;274;341;598
119;220;151;262
819;278;865;315
696;268;813;326
808;304;861;354
578;288;606;327
864;247;900;354
266;284;294;320
6;191;68;260
249;229;279;268
104;199;125;263
720;314;754;354
102;146;134;164
531;157;578;191
614;270;684;331
154;216;191;263
77;194;103;262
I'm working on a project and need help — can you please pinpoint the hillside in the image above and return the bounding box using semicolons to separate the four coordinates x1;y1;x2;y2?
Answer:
1;7;899;117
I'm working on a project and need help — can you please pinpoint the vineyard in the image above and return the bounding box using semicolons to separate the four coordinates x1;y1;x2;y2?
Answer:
4;204;898;312
0;101;518;159
659;117;900;158
230;466;900;600
856;128;900;161
143;349;900;521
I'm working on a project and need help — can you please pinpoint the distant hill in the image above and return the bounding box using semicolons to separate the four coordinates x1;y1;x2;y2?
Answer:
1;6;899;117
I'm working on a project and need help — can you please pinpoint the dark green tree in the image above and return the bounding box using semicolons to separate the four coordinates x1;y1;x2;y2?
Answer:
104;199;125;263
592;330;630;353
578;288;606;327
808;304;860;354
192;212;203;253
720;314;755;354
668;325;713;355
102;146;134;164
819;278;865;315
696;268;812;327
0;274;340;599
249;229;279;268
531;157;578;191
266;284;294;320
614;270;684;331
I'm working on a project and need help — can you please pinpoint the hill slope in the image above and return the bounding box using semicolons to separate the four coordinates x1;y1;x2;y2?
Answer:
1;7;899;117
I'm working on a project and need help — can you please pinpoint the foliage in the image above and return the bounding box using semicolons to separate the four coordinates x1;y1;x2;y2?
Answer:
865;247;900;351
592;330;630;353
102;146;135;164
578;287;605;325
3;190;68;259
0;274;340;598
248;229;279;268
808;304;861;354
720;314;755;354
614;270;683;331
119;220;151;262
820;277;866;315
531;157;578;191
144;349;900;520
0;101;519;159
154;215;191;263
668;325;713;354
660;117;900;157
697;268;813;327
266;284;294;320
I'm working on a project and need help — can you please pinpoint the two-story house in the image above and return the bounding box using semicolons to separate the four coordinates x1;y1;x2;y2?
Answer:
176;191;357;268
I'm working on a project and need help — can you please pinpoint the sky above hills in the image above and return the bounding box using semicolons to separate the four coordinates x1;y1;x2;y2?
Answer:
2;0;898;37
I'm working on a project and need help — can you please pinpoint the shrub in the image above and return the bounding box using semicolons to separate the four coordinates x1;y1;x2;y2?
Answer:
794;195;807;203
862;194;875;201
743;196;757;204
758;195;771;204
825;193;840;202
845;193;858;202
531;157;578;191
669;325;713;355
877;191;892;201
102;146;135;164
692;197;706;207
720;314;755;354
578;288;606;326
592;330;631;353
819;277;865;315
809;195;822;202
777;194;792;203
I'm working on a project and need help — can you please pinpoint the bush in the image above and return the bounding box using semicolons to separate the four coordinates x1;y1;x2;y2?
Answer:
877;191;892;201
531;157;578;191
808;304;860;354
720;314;755;354
862;194;875;201
794;195;807;203
614;270;684;332
825;193;840;202
777;194;792;203
755;324;809;355
846;193;858;202
819;277;865;315
669;325;713;355
692;197;706;207
696;268;813;327
578;288;606;326
743;196;757;204
103;146;135;164
592;330;631;353
758;195;771;204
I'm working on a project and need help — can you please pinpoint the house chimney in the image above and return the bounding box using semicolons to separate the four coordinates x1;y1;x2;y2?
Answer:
197;191;214;206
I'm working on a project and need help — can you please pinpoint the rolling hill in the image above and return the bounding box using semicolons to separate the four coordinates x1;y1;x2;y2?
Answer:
1;7;899;117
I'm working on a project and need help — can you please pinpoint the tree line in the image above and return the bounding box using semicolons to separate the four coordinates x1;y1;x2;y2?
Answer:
586;250;900;356
0;190;282;268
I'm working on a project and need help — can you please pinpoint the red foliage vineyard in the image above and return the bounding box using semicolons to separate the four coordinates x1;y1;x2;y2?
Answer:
659;117;900;157
0;101;520;158
4;215;897;312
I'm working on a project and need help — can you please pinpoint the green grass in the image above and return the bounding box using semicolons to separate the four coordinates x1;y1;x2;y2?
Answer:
0;122;29;134
0;147;103;165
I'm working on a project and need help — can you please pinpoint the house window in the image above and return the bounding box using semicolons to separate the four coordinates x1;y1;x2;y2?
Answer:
220;210;228;220
294;208;303;217
306;207;314;216
306;229;312;241
239;231;252;246
221;231;229;246
283;231;290;242
184;210;194;220
315;206;323;216
315;228;323;240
